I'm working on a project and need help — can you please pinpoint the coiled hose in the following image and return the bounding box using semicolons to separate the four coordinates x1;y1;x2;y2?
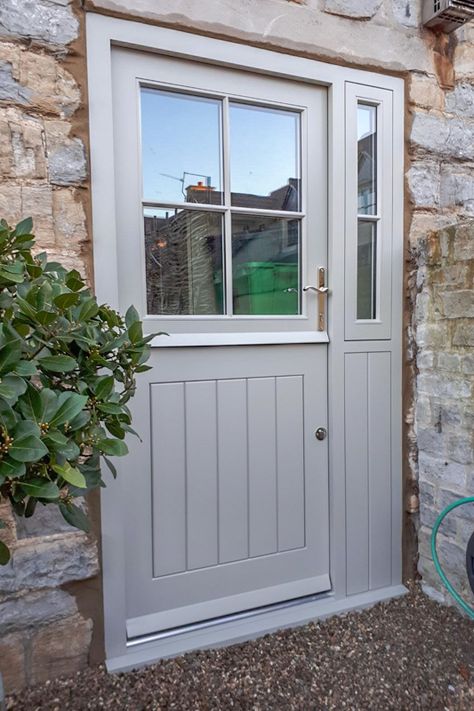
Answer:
430;496;474;619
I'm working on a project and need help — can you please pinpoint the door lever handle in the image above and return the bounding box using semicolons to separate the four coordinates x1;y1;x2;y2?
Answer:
303;285;329;294
304;267;329;331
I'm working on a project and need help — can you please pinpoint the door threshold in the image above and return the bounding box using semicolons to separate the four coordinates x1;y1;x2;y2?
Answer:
107;584;408;673
127;591;332;647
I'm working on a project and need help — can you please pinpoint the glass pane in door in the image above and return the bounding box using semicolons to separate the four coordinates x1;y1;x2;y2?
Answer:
231;214;300;315
141;88;223;205
357;104;377;215
357;220;377;320
229;103;301;211
144;208;224;315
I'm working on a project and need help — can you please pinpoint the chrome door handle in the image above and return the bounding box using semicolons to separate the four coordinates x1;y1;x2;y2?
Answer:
304;267;328;331
303;285;329;294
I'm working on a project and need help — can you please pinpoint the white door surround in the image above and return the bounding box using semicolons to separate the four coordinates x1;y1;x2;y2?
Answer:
87;13;405;673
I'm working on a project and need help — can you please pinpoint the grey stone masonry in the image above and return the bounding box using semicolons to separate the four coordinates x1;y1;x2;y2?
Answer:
415;222;474;606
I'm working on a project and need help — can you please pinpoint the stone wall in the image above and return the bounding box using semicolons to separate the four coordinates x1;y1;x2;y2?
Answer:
0;0;473;693
0;0;99;693
407;24;474;603
414;221;474;602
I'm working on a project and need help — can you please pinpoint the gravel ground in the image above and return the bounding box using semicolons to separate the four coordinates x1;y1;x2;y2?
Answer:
7;585;474;711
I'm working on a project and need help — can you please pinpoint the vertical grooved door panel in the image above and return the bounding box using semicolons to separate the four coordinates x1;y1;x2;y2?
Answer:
247;378;278;558
185;381;218;571
276;376;305;552
368;352;392;589
217;379;249;563
151;383;186;577
345;353;369;595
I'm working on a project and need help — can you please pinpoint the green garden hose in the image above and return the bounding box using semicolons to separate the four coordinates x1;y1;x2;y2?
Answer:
431;496;474;620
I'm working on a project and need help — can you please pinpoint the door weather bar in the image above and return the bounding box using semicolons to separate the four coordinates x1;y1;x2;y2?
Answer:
126;590;332;648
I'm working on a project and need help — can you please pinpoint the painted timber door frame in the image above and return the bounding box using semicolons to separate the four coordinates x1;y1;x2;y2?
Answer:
87;13;405;672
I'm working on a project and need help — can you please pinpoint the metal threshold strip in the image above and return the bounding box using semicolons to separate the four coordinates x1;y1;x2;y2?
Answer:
126;591;333;648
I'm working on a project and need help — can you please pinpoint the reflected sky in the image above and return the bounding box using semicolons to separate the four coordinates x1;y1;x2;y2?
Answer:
141;88;301;205
229;103;300;203
141;89;222;203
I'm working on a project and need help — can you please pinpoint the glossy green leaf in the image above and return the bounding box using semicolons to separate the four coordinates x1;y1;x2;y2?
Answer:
13;360;37;376
19;478;60;499
49;392;88;427
9;434;48;462
94;375;114;401
0;375;27;401
59;502;90;533
98;438;128;456
0;457;26;479
0;338;22;375
14;217;33;236
102;455;117;479
52;463;86;488
0;540;11;566
125;305;140;327
38;355;77;373
54;292;80;309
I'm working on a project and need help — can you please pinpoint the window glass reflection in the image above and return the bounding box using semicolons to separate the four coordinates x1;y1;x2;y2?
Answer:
357;104;377;215
231;214;300;315
357;221;377;320
230;103;301;211
144;208;224;315
141;89;223;204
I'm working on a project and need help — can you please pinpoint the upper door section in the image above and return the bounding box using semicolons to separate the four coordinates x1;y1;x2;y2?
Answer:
111;48;327;341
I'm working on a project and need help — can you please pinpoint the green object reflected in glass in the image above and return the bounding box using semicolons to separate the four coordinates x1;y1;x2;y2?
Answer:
231;214;300;315
357;221;376;320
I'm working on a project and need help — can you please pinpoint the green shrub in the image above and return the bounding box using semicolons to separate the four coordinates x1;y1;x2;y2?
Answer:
0;217;153;564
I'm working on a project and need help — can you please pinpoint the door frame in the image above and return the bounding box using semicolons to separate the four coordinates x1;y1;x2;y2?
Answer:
86;12;405;672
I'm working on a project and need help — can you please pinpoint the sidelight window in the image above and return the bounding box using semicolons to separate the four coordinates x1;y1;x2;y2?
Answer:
345;84;393;341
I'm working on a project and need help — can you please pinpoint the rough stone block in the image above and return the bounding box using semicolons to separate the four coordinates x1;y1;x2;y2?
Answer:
0;588;76;634
5;112;46;179
447;433;474;466
437;351;461;371
440;166;474;214
411;112;474;161
0;59;30;104
0;182;21;223
0;533;99;594
0;500;17;549
416;322;450;349
0;0;78;47
392;0;420;28
407;161;440;208
14;503;72;539
30;614;92;685
453;322;474;346
52;188;87;243
0;632;25;692
19;49;81;117
461;354;474;374
452;222;474;261
418;451;467;490
417;371;471;399
44;121;86;186
323;0;382;19
446;82;474;119
440;290;474;318
20;185;54;246
409;73;444;111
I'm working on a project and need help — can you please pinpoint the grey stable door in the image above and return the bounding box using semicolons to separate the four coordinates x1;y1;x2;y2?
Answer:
111;48;330;638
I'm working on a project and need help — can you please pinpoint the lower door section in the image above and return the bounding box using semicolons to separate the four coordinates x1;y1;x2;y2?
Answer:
122;345;330;639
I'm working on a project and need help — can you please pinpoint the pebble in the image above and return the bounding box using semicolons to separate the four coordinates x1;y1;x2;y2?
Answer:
6;584;474;710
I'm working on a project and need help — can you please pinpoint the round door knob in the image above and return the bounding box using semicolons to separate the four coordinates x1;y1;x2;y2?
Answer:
315;427;327;441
